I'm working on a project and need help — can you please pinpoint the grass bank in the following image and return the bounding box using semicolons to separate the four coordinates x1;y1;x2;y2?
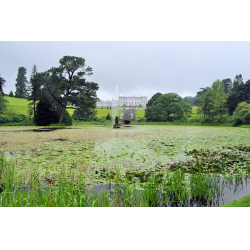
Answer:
221;194;250;207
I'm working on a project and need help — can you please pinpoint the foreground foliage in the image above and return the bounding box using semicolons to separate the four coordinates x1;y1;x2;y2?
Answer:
0;152;241;207
232;102;250;126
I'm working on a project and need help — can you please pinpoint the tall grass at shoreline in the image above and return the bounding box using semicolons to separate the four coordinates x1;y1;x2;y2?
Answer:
0;152;236;207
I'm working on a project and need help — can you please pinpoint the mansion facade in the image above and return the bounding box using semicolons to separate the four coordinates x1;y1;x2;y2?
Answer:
96;95;148;108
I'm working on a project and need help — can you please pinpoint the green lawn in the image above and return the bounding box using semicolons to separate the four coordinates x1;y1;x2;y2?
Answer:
3;97;124;118
96;107;123;118
221;194;250;207
4;96;31;115
136;109;145;119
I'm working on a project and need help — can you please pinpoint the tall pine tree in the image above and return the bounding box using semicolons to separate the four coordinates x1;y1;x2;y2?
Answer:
222;78;232;95
27;65;40;116
15;67;28;98
0;74;6;95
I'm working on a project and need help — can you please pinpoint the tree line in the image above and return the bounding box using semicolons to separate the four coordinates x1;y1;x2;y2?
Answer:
146;74;250;125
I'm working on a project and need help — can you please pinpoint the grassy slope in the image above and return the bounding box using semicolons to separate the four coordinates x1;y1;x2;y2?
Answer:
4;97;123;118
221;194;250;207
136;109;145;119
96;107;123;118
4;96;31;115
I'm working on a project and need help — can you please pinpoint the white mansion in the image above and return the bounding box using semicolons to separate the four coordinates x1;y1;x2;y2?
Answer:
96;95;148;108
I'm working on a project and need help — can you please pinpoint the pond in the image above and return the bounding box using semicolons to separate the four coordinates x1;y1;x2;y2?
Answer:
1;124;250;206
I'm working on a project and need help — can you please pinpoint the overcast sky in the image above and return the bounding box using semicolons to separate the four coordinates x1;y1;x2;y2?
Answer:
1;41;250;101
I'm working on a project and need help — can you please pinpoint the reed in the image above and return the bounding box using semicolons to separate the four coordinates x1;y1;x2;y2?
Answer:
0;152;244;207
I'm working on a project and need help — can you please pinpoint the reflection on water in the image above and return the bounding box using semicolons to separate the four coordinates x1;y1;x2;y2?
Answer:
91;175;250;207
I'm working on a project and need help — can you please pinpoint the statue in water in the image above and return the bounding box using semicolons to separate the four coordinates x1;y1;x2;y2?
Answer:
113;116;121;128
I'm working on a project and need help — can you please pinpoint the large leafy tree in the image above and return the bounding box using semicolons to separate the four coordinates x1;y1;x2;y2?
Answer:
40;56;98;123
226;75;250;115
182;102;192;116
202;80;227;122
145;93;184;121
72;81;99;121
146;92;162;107
15;67;28;98
0;74;6;95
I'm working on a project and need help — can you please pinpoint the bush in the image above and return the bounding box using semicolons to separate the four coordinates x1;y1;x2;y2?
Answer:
106;113;111;120
137;117;146;122
9;113;23;122
0;113;26;124
188;118;201;123
226;116;233;123
233;102;250;126
96;117;107;123
0;114;12;124
174;116;189;123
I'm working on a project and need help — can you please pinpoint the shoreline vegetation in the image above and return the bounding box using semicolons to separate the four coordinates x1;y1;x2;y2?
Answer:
1;152;249;207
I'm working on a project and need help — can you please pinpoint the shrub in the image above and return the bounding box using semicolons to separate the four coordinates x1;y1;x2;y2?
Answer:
175;116;189;123
0;113;26;124
9;113;23;122
188;118;201;123
233;102;250;126
106;113;111;120
0;114;11;124
137;117;146;122
226;116;233;123
34;97;59;126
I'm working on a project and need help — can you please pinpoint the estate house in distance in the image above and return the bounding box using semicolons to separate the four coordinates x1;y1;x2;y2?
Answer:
96;95;148;108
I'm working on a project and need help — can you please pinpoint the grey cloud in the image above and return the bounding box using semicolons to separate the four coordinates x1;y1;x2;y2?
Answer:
1;41;250;101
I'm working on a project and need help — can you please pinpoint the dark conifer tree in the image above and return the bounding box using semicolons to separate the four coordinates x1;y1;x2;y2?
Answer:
15;67;28;98
33;95;59;126
222;78;232;95
0;74;6;95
